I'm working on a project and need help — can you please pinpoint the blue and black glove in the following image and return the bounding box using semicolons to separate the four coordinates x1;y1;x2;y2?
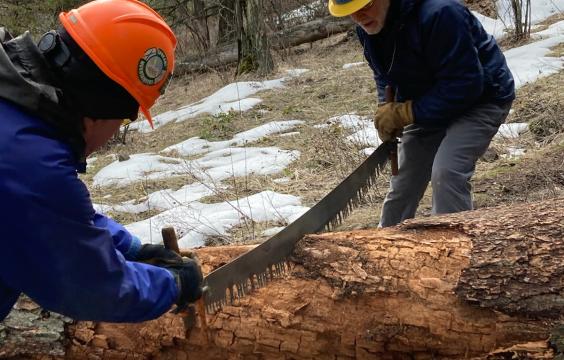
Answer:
164;259;204;307
135;244;203;306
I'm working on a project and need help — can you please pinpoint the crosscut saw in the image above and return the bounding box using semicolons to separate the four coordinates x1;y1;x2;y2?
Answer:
202;138;398;313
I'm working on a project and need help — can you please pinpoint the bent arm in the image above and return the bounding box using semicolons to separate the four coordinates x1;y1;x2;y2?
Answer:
0;145;177;322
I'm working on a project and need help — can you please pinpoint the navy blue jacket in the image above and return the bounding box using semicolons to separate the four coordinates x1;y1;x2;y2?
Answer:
0;33;178;322
358;0;515;125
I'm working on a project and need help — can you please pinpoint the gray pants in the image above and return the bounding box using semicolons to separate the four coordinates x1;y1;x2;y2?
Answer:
379;101;512;227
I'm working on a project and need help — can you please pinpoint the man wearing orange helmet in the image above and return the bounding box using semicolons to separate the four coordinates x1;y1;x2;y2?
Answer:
0;0;203;322
329;0;515;226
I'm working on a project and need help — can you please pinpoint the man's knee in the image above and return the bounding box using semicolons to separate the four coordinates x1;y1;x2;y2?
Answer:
431;166;470;193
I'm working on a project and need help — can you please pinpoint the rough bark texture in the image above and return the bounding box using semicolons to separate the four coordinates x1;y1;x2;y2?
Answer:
0;297;71;358
237;0;274;75
2;199;563;359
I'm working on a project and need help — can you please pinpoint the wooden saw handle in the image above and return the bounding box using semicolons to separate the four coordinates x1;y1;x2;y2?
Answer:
161;227;208;341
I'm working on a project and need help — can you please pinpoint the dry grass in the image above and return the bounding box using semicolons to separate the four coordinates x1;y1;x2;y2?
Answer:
535;13;564;28
473;141;564;207
507;70;563;141
470;63;564;209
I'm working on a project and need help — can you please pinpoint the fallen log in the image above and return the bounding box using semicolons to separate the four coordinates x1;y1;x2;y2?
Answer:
2;198;563;359
175;16;354;74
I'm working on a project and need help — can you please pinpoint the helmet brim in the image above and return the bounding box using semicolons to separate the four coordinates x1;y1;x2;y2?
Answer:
328;0;372;17
140;106;155;130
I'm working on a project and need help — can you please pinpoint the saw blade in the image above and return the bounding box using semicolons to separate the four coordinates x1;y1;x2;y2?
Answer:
202;141;394;313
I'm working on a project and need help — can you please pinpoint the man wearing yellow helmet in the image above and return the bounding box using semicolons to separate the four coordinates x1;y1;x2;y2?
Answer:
0;0;203;322
329;0;515;226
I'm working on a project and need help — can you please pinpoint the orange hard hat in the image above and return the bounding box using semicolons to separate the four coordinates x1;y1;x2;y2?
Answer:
59;0;177;129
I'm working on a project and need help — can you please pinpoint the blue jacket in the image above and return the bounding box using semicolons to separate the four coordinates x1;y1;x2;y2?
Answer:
0;34;178;322
358;0;515;125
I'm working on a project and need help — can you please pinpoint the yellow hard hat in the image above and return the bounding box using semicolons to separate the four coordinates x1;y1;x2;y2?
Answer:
328;0;372;17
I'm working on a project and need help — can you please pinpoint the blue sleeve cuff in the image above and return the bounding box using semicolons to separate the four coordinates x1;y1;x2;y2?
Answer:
124;235;142;260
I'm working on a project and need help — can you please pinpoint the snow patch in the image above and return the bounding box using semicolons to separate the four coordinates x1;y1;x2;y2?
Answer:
125;191;309;248
130;69;308;133
496;123;529;138
162;120;304;157
343;62;365;69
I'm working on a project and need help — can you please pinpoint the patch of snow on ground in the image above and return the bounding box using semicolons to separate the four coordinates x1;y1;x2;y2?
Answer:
496;123;529;138
130;69;308;133
94;147;300;187
162;120;304;157
285;68;310;77
343;62;365;69
318;114;382;146
273;177;291;184
192;147;300;182
281;0;323;23
94;182;219;214
505;22;564;88
535;20;564;37
497;0;564;26
125;191;309;248
93;153;186;187
278;131;300;137
86;156;97;166
506;146;526;157
505;36;564;88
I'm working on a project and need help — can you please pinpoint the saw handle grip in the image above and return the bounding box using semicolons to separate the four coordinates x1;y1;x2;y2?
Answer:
161;227;208;340
384;86;399;176
162;227;180;254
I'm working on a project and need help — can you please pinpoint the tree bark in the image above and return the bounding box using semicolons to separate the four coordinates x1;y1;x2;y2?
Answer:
2;198;563;359
235;0;273;75
193;0;211;51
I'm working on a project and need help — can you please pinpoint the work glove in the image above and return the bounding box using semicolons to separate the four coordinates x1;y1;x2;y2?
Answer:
164;259;204;308
374;100;414;142
135;244;183;265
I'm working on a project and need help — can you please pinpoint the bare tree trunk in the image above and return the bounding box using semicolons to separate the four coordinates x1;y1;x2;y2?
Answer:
217;0;237;46
236;0;273;75
510;0;532;39
193;0;210;51
3;198;563;359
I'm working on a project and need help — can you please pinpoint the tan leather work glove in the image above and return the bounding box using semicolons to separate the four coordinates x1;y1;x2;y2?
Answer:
374;100;414;142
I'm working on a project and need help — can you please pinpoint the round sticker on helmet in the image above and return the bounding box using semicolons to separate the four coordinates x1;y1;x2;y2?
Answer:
138;48;168;85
